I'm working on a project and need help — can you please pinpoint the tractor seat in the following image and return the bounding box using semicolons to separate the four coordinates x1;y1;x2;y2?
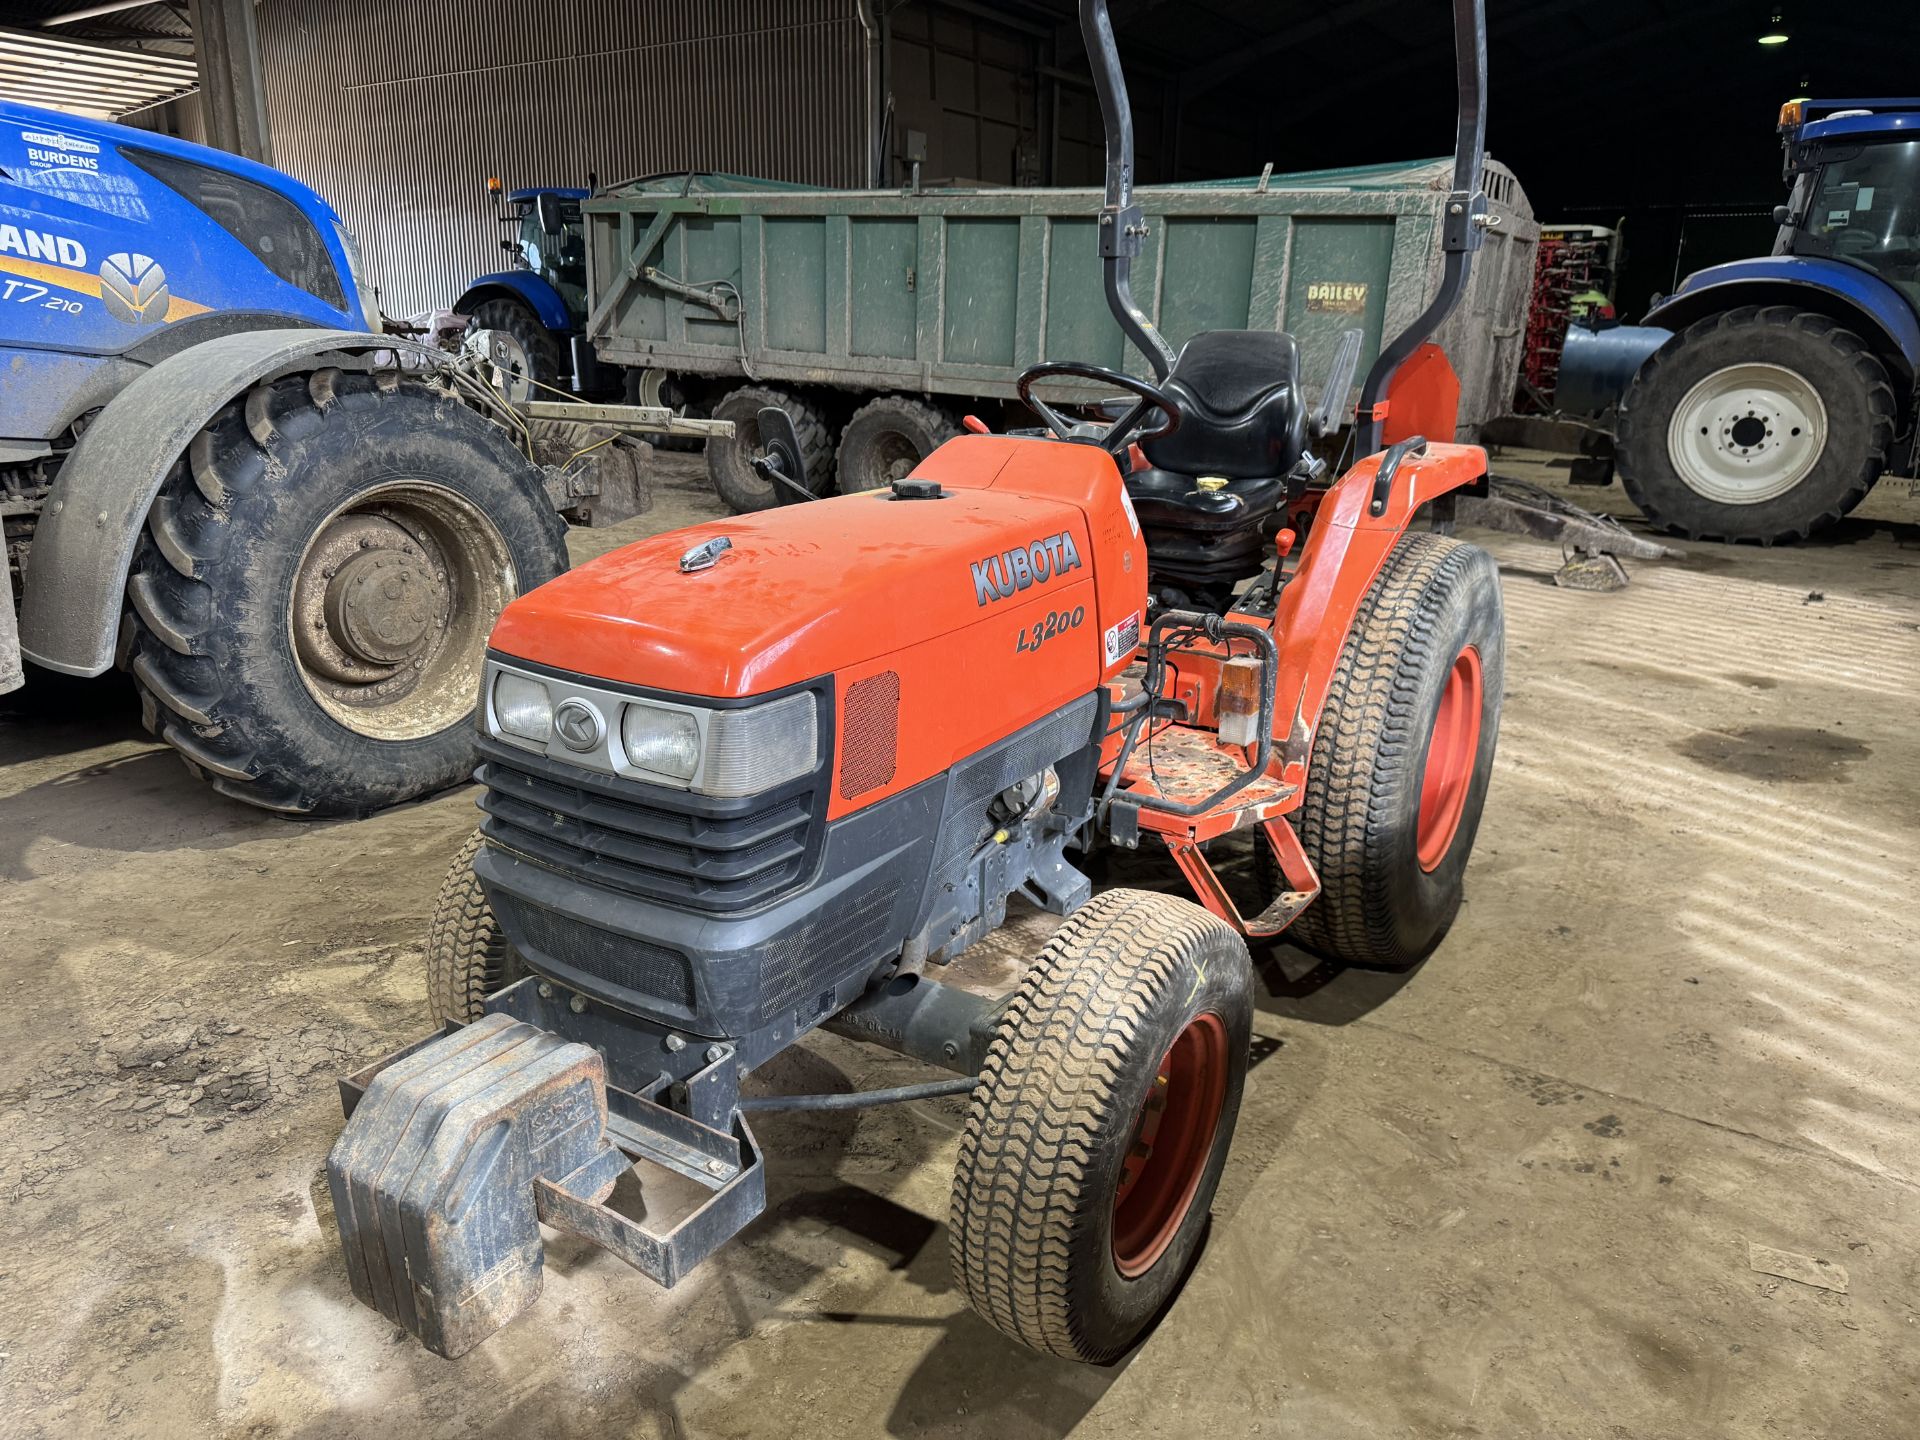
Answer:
1125;467;1285;532
1141;329;1309;483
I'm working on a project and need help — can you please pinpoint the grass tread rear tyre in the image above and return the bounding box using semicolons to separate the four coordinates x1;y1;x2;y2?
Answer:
1284;531;1503;969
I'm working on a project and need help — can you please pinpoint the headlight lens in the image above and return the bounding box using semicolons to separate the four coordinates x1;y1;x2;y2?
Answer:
621;703;701;781
334;221;380;329
701;691;817;798
493;672;553;743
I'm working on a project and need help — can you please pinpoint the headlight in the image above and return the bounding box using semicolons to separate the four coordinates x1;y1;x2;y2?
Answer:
334;221;380;329
492;672;553;744
700;692;817;798
621;702;701;781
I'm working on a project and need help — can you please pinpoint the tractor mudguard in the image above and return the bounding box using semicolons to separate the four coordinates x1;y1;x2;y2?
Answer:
1645;258;1920;377
1270;441;1487;788
17;327;446;678
455;271;575;334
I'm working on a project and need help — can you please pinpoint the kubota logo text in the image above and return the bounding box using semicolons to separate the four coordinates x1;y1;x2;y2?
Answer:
971;531;1082;607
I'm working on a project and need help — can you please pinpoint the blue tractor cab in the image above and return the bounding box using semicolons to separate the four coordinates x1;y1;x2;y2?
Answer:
1568;99;1920;541
452;182;597;393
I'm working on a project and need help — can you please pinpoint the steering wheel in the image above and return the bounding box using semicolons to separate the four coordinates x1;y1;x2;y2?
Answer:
1016;362;1181;456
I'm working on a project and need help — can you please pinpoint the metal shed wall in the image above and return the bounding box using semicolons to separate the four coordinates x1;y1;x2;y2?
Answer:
255;0;869;318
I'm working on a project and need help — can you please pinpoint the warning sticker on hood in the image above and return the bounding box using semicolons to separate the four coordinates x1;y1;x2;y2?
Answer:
1104;611;1140;665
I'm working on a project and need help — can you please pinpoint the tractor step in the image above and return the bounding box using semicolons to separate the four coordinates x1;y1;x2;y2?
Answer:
329;1013;764;1358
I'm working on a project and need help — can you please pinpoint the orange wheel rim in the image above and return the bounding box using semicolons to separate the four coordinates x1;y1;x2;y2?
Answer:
1111;1011;1229;1279
1416;645;1483;872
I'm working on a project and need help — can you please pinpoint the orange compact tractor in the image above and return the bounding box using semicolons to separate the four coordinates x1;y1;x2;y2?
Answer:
330;0;1505;1364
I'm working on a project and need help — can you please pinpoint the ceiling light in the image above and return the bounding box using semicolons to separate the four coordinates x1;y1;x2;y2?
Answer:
1758;10;1788;43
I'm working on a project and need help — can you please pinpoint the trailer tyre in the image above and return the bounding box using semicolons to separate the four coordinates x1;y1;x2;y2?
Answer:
467;296;564;396
426;830;525;1023
834;396;959;493
950;888;1252;1363
127;372;569;816
706;386;834;511
1277;532;1503;970
1618;305;1895;542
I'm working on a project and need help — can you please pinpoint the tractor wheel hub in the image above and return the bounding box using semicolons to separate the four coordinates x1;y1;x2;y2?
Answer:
327;549;446;663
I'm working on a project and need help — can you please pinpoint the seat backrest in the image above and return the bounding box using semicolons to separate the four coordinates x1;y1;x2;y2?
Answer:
1141;330;1308;480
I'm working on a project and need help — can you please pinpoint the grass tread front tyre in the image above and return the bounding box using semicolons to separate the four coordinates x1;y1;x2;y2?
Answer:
949;887;1251;1363
426;830;524;1024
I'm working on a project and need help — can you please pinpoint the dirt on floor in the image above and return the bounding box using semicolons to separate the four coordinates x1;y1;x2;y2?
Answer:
1;454;1917;1439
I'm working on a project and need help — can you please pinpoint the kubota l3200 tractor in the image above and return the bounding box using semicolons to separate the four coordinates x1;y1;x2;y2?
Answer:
329;0;1507;1365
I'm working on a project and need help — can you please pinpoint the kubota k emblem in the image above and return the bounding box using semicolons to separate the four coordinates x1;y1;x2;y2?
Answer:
553;699;605;752
971;531;1082;606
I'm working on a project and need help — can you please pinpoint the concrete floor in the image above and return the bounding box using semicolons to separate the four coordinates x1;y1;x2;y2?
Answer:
2;454;1916;1439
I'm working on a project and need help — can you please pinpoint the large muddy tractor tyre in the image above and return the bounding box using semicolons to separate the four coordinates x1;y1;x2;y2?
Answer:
950;888;1252;1363
126;371;569;816
834;395;959;493
426;830;525;1024
1617;305;1895;542
706;385;834;512
466;296;564;396
1280;532;1504;970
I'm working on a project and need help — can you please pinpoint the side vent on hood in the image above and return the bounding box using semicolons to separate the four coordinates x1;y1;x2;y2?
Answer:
840;671;900;800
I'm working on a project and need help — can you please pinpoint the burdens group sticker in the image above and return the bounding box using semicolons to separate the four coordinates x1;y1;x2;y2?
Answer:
1104;611;1140;665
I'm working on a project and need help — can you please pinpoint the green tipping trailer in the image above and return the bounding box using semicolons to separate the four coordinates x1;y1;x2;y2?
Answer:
582;159;1537;509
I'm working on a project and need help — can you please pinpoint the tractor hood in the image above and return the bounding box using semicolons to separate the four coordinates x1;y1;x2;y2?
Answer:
489;443;1104;698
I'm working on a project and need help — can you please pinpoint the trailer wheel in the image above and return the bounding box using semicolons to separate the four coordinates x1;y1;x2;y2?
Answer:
950;888;1251;1363
706;385;834;512
1617;305;1895;542
1278;532;1503;970
467;296;564;396
426;830;525;1023
127;371;569;816
834;396;959;493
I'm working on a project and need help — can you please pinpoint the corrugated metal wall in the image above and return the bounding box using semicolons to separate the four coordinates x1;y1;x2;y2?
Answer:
257;0;868;318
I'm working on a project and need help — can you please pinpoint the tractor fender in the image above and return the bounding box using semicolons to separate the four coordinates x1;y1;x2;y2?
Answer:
17;327;452;678
454;272;575;335
1644;258;1920;387
1270;441;1489;789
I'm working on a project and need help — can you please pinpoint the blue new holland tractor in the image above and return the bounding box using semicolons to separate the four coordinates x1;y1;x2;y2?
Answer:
451;183;596;394
1570;99;1920;541
0;102;573;814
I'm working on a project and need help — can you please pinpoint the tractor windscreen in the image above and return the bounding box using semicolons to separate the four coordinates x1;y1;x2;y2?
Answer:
1792;139;1920;308
518;198;584;285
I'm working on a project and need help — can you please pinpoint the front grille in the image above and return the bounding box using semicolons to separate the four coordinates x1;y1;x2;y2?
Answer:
507;903;694;1007
477;738;824;913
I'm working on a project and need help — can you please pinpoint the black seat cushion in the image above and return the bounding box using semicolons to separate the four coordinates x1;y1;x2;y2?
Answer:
1141;330;1308;481
1126;468;1284;533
